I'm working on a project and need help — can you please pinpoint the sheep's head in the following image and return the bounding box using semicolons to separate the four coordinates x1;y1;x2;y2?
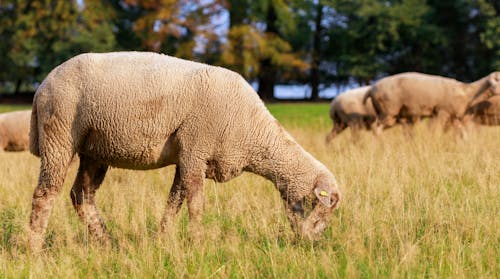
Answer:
489;72;500;95
285;172;341;240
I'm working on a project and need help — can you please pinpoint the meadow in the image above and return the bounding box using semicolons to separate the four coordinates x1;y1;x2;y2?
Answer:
0;103;498;278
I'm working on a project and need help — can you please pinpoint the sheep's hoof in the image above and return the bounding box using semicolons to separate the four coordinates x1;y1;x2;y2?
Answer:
93;234;111;246
27;233;44;254
188;225;203;245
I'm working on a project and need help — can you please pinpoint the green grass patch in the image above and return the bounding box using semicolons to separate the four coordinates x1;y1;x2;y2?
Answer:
267;103;331;129
0;104;32;113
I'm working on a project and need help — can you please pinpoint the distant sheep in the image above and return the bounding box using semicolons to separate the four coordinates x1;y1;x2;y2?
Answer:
363;72;500;136
326;86;376;142
0;110;31;152
28;52;341;251
465;94;500;126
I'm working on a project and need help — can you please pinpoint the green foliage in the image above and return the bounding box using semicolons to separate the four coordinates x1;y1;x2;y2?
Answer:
0;0;115;94
479;0;500;70
220;0;308;82
0;0;499;96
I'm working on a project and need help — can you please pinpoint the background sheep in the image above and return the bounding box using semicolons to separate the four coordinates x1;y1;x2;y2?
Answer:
28;52;341;251
363;72;500;136
326;86;376;142
464;94;500;126
0;110;31;152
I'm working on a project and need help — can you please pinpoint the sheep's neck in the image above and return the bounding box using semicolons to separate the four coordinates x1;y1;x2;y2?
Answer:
245;127;311;199
464;75;490;101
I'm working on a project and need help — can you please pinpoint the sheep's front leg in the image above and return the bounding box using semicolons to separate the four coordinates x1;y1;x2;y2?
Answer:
399;117;415;138
160;166;186;232
70;155;109;243
430;110;450;133
185;172;205;243
452;118;468;140
325;122;346;143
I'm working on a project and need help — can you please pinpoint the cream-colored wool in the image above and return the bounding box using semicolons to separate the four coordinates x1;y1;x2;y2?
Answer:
28;52;341;251
363;72;500;136
0;110;31;151
326;86;376;142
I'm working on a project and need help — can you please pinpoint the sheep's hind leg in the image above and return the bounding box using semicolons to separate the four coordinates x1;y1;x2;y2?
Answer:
160;166;186;233
70;155;109;244
29;150;74;252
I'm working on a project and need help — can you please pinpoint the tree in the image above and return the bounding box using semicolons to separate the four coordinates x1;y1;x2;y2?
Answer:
221;0;307;101
256;1;279;101
478;0;500;71
0;0;115;94
310;1;324;100
114;0;222;60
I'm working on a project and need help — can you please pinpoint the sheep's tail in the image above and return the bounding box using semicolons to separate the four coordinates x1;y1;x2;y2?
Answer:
363;86;382;117
29;94;40;157
362;86;373;105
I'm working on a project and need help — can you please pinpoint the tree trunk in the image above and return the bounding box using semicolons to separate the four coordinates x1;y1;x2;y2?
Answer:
257;57;277;101
257;2;278;101
310;2;323;101
14;79;22;95
228;0;247;75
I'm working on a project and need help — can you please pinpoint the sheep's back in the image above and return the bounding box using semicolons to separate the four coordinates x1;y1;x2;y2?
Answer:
35;52;275;170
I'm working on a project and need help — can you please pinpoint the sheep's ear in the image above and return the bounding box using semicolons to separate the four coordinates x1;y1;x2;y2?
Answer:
488;74;495;85
489;74;500;95
314;185;334;208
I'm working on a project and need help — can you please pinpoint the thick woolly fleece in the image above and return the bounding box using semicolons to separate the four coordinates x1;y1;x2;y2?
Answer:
326;86;376;141
28;52;341;251
363;72;500;132
0;110;31;151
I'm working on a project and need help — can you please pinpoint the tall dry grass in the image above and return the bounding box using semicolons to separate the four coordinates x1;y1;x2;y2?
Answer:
0;104;498;278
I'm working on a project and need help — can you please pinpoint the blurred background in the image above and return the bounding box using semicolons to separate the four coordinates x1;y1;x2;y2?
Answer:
0;0;499;101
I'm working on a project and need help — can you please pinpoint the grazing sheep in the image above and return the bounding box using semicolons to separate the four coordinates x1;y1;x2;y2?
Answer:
363;72;500;136
28;52;341;251
0;110;31;152
326;86;376;142
464;94;500;126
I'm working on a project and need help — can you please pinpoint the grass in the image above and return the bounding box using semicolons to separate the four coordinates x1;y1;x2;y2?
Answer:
0;104;499;278
0;104;31;113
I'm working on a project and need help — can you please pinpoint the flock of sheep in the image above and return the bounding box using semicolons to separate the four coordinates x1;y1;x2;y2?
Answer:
0;52;498;253
327;72;500;141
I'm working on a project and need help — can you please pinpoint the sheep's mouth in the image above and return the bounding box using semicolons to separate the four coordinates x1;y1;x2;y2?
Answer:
292;197;318;219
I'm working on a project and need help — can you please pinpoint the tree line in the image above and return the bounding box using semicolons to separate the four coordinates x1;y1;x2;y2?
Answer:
0;0;499;101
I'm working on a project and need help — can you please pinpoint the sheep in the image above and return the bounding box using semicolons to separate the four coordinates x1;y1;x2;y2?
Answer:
326;86;376;142
0;110;31;152
464;94;500;126
28;52;341;251
363;72;500;137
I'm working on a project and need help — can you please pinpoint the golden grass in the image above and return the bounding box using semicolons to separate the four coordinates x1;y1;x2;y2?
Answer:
0;106;499;278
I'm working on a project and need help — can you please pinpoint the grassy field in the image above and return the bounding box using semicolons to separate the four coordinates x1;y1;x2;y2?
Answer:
0;104;31;113
0;104;498;278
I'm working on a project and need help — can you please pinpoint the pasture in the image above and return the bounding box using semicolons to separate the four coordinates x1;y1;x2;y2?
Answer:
0;104;498;278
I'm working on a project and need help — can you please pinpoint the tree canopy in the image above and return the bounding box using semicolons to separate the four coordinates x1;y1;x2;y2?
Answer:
0;0;498;99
